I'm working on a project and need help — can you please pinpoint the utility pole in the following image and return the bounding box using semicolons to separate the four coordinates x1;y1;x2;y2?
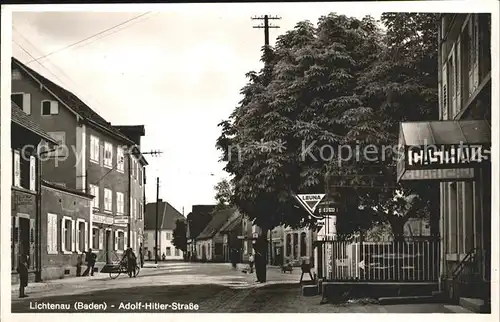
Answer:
252;14;281;269
155;176;160;264
251;15;281;47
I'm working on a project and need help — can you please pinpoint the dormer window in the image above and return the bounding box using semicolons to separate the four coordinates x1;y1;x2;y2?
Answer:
41;100;59;116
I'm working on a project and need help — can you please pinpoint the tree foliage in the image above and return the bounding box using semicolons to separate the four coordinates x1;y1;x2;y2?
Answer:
217;13;440;238
172;219;187;252
214;178;234;211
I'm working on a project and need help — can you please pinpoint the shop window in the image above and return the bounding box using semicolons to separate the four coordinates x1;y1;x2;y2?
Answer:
117;231;125;251
92;227;100;250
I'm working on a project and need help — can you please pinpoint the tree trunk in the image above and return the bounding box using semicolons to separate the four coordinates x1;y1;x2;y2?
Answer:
388;216;406;243
255;228;269;282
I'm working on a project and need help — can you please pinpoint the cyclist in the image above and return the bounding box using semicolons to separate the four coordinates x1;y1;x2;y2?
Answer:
122;248;137;278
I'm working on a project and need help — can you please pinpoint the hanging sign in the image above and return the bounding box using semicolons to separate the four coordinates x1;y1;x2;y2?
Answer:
296;194;325;214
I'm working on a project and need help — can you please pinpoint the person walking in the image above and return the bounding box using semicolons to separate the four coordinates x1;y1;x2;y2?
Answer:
76;251;83;277
82;248;97;276
248;253;255;274
17;253;29;298
139;244;144;268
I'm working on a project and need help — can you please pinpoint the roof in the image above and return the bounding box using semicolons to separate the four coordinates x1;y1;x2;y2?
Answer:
11;102;58;145
196;207;237;240
12;57;135;146
219;211;243;233
144;200;184;231
399;120;490;146
42;179;94;199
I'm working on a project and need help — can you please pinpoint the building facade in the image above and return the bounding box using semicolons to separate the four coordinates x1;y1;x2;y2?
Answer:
438;13;491;301
195;208;235;262
11;102;58;283
283;227;315;266
40;181;93;280
11;58;147;267
143;200;184;261
397;13;491;308
186;205;215;261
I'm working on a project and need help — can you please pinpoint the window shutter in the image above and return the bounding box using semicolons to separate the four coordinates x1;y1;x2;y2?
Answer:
14;150;21;187
99;229;104;250
456;38;462;116
23;93;31;115
50;101;59;114
114;231;118;250
75;222;80;252
29;155;36;191
54;217;58;253
84;222;89;250
449;45;457;118
473;15;480;89
124;232;128;250
47;215;53;254
30;218;36;269
442;63;448;120
61;219;66;252
71;220;76;252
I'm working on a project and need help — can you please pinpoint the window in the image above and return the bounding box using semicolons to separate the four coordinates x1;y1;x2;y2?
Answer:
47;132;67;157
138;167;142;185
131;158;136;178
90;185;99;209
135;160;139;180
175;248;180;256
116;192;124;214
92;227;100;250
165;232;171;240
11;93;31;114
41;100;59;116
134;199;138;220
61;217;74;254
12;69;22;80
138;199;143;220
300;232;307;257
293;233;299;259
47;213;58;254
286;234;291;257
13;150;21;187
117;147;124;172
104;188;112;212
104;142;113;168
117;231;125;251
90;135;100;163
166;247;171;256
76;221;87;252
244;241;248;255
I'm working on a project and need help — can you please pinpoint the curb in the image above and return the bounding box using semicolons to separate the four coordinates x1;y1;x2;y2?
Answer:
378;295;437;305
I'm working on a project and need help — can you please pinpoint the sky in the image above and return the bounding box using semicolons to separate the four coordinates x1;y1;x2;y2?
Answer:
10;3;389;214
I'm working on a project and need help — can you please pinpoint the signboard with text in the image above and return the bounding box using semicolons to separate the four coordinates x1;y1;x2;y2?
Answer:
405;144;490;170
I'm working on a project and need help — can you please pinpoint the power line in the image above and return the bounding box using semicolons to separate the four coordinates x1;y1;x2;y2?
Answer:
12;29;107;112
25;12;152;65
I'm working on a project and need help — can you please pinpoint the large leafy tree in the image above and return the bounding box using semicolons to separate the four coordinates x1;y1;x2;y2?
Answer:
217;14;383;240
172;219;187;252
214;178;234;211
330;13;440;240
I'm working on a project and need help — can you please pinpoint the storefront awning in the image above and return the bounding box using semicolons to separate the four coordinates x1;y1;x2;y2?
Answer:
397;120;490;182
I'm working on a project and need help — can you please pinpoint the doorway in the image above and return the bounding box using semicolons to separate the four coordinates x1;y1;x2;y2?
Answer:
105;230;112;263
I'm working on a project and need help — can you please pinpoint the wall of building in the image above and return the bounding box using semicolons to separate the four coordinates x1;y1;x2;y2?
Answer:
283;228;314;266
40;185;92;280
11;66;78;188
143;229;183;260
438;13;491;281
196;239;213;262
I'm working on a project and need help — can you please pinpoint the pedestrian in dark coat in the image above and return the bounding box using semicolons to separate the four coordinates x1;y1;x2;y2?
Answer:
17;254;29;298
82;248;97;276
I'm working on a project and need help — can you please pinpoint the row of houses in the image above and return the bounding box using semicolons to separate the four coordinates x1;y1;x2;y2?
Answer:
184;205;315;266
10;57;148;283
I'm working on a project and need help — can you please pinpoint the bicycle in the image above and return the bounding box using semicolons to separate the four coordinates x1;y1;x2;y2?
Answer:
108;260;141;279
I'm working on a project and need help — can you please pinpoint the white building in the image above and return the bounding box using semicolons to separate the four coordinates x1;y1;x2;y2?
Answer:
143;199;184;260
